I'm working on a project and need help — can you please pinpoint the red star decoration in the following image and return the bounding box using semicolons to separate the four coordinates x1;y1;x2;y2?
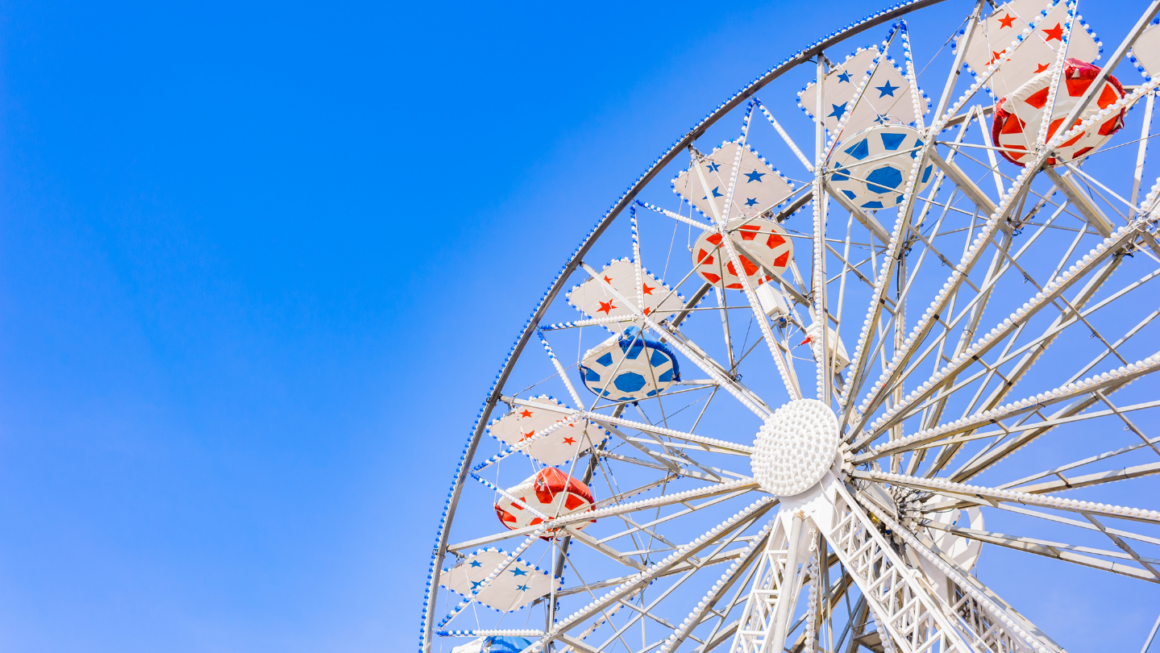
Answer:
1042;23;1063;42
603;275;613;284
520;430;535;441
562;437;576;445
598;300;616;315
642;283;654;295
997;13;1015;28
989;49;1005;64
1035;63;1050;73
519;409;533;418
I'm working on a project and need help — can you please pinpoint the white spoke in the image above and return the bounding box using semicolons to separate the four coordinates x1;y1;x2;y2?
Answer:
530;496;776;652
858;354;1160;460
656;522;774;652
859;217;1159;443
857;470;1160;525
1006;461;1160;496
923;512;1160;583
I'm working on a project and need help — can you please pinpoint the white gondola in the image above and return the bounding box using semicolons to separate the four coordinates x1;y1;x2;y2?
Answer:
690;217;793;290
579;327;680;402
494;468;595;533
827;123;934;209
992;58;1126;166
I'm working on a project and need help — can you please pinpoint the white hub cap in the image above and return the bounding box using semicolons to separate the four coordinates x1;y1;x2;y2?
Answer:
751;399;840;497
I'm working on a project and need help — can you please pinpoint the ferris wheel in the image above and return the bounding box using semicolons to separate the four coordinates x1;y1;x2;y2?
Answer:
420;1;1160;651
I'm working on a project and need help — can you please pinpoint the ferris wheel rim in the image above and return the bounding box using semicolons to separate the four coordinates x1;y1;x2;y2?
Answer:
420;1;1160;651
417;2;951;649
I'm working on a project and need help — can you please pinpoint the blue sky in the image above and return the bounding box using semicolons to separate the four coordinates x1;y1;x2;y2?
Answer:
2;1;1158;652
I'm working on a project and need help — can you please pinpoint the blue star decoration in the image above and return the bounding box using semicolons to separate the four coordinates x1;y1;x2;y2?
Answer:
744;169;766;183
471;580;483;589
876;80;900;97
510;568;529;577
837;71;852;83
706;161;721;172
517;584;530;592
828;102;848;119
469;560;482;568
874;114;890;125
745;198;759;207
703;186;724;200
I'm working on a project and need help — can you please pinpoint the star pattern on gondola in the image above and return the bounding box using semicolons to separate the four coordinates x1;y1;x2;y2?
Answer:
876;80;899;97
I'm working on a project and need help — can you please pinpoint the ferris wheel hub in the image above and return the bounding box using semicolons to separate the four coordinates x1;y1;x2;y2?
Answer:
750;399;840;497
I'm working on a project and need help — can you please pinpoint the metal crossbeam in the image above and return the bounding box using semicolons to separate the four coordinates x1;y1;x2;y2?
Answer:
923;518;1160;583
